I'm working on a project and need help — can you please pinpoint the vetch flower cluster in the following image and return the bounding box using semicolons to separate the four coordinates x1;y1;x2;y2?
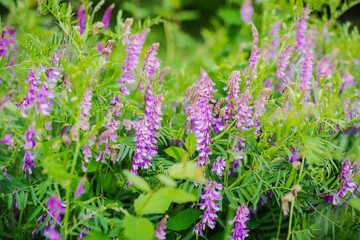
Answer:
154;215;168;240
132;90;163;174
229;204;250;240
118;29;150;95
141;43;161;91
187;70;217;166
23;125;37;176
194;180;223;236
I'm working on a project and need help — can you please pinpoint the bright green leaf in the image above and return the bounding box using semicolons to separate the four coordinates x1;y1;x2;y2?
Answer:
123;215;154;240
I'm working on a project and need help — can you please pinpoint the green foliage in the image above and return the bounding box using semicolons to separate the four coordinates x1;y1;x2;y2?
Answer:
0;0;360;239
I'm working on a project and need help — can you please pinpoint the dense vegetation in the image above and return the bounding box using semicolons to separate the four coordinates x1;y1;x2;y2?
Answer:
1;0;360;239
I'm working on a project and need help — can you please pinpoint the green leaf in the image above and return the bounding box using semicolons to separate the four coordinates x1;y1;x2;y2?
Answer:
167;209;202;231
134;188;196;215
168;162;207;184
123;170;151;192
156;174;177;188
348;199;360;211
27;205;42;222
83;231;111;240
185;133;197;154
123;215;154;240
164;146;188;161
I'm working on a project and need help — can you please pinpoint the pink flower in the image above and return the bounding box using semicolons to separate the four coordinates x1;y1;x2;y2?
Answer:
194;181;223;236
118;29;150;96
75;178;87;197
211;157;226;178
240;0;254;23
102;4;115;31
229;204;250;240
141;43;161;91
47;194;65;225
187;70;217;166
154;215;168;240
44;227;61;240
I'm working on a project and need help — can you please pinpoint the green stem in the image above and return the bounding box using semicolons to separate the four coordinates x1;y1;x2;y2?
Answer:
227;168;252;190
64;140;81;238
276;208;283;240
286;199;295;240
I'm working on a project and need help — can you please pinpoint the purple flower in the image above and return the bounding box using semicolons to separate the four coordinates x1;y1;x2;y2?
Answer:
131;119;153;174
240;0;254;23
122;18;134;45
80;85;93;130
194;180;223;236
340;73;357;93
78;226;89;240
75;178;86;197
102;4;115;31
47;194;65;225
243;23;260;83
222;71;241;126
154;215;168;240
101;39;116;60
1;133;14;146
234;92;253;150
253;88;271;119
294;5;310;52
0;27;17;78
131;90;162;174
187;70;217;166
0;89;16;110
229;204;250;240
327;158;360;205
23;125;37;175
286;147;300;163
295;5;313;103
299;39;314;103
44;227;61;240
36;85;55;116
276;42;296;82
141;43;161;91
118;29;150;96
78;5;86;34
211;157;226;178
95;118;120;163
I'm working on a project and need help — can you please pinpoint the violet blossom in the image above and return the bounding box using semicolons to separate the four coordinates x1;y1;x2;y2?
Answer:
44;227;61;240
240;0;254;23
95;118;119;163
122;18;134;45
222;71;241;126
187;70;217;166
229;204;250;240
194;180;223;236
78;5;86;34
102;4;115;31
276;42;296;83
131;119;153;174
154;215;168;240
80;85;93;130
47;194;65;225
22;125;37;176
75;178;87;197
118;29;150;96
0;27;17;78
211;157;226;178
131;90;163;174
141;43;161;91
327;158;359;205
234;92;253;149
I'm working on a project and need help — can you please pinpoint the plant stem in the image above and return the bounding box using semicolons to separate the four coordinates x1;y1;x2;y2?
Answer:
64;140;81;238
286;199;295;240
